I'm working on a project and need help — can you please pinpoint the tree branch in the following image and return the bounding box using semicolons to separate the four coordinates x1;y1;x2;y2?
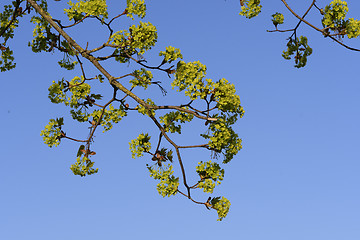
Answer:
289;0;316;39
0;0;22;40
280;0;323;33
280;0;360;52
26;0;152;110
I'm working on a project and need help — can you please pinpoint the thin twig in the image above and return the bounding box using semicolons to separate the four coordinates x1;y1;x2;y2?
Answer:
0;0;22;40
281;0;323;33
289;0;316;39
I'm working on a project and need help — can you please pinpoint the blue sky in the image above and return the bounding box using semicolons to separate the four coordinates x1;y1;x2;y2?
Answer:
1;0;360;239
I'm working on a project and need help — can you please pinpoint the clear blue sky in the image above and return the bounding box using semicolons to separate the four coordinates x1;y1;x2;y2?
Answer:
1;0;360;239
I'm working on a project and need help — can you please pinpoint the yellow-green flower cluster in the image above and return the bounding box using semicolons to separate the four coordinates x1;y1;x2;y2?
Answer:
126;0;146;20
201;114;242;163
70;156;98;177
129;21;158;55
91;104;127;132
40;118;64;148
64;0;108;21
148;164;179;197
239;0;262;19
322;0;348;29
159;110;194;134
48;77;121;126
214;78;243;114
321;0;360;39
111;22;157;60
173;61;208;100
211;197;231;221
129;133;151;158
111;30;130;48
159;46;183;63
48;80;66;104
70;108;90;123
29;15;51;52
130;68;153;89
68;76;91;108
48;76;91;108
196;161;224;193
136;98;156;116
271;12;284;27
111;22;157;55
346;18;360;38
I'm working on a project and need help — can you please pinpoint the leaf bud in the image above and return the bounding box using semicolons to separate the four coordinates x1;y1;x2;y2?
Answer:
16;7;23;17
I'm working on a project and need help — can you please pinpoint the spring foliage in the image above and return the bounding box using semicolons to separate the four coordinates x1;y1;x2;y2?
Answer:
2;0;359;222
239;0;360;68
239;0;262;19
0;0;244;220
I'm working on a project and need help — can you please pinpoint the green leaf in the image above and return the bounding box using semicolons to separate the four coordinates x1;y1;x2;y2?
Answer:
239;0;262;19
77;145;85;157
